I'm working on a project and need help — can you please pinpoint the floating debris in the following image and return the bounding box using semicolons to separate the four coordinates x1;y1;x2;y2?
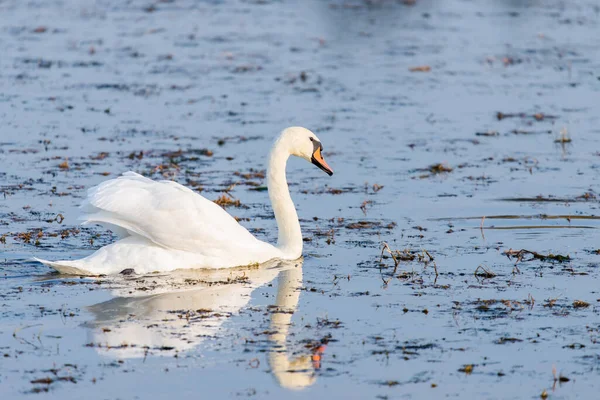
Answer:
427;163;452;174
504;249;570;264
495;337;523;344
58;159;69;170
475;131;499;137
511;129;552;135
496;112;558;121
409;65;431;72
474;265;497;278
555;128;572;143
378;243;436;286
346;221;380;230
372;184;384;192
572;300;590;308
90;152;109;160
458;364;474;374
414;163;453;179
233;169;265;180
213;194;241;208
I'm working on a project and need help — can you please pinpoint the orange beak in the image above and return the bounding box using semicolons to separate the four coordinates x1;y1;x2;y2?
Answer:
311;146;333;176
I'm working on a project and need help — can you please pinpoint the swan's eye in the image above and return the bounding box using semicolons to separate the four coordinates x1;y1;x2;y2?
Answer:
309;137;314;142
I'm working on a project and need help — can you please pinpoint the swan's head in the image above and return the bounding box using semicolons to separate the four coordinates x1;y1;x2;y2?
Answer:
280;126;333;176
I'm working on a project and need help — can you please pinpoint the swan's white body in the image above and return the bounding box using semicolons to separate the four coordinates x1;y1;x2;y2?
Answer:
36;127;333;275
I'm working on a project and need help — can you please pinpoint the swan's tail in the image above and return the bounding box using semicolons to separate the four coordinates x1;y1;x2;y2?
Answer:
33;257;94;275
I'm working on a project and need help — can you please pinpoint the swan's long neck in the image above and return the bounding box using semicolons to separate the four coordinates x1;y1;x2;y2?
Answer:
267;141;302;258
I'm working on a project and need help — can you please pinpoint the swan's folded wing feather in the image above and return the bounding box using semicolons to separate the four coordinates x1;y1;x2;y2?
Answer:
81;172;262;255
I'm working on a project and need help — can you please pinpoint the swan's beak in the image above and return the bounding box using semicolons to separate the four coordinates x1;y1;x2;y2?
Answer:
311;143;333;176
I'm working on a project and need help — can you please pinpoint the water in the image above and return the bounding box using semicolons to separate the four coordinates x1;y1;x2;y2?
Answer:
1;0;600;398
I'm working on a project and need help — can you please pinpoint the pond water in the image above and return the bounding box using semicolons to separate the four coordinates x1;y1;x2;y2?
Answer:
1;0;600;398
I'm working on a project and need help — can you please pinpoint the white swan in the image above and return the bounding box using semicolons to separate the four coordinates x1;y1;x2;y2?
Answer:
36;127;333;275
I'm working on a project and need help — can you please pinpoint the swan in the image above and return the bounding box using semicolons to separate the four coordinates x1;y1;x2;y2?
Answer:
35;127;333;275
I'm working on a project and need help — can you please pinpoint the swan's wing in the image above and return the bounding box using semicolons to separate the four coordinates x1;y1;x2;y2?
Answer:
81;172;266;255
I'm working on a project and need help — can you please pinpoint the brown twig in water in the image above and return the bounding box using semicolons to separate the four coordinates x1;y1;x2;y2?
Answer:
13;324;44;349
543;296;560;308
379;242;399;286
474;265;496;278
524;293;535;309
360;200;372;215
479;216;486;240
222;183;237;195
379;243;437;286
423;249;435;262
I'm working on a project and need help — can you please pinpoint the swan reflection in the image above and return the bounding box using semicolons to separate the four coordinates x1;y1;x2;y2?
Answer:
87;258;318;389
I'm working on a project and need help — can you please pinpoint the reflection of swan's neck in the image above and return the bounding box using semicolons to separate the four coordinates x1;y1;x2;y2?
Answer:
268;265;315;390
269;267;302;341
268;140;302;258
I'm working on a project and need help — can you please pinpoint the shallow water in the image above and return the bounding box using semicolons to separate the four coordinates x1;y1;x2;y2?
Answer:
1;0;600;398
